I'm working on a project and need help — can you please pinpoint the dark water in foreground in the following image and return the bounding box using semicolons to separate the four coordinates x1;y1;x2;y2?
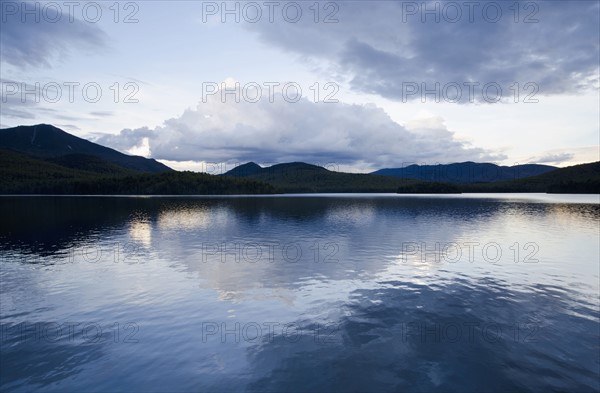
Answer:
0;194;599;392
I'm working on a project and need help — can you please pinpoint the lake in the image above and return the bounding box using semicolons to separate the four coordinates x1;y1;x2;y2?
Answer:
1;194;599;392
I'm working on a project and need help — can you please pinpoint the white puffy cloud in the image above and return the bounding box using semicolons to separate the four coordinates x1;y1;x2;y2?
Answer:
96;90;504;169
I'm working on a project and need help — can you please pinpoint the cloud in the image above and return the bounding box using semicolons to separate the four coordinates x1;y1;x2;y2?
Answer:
0;78;116;129
0;79;46;120
526;147;599;166
89;111;114;118
55;124;81;132
533;152;575;164
246;1;600;102
0;0;107;68
95;91;504;169
93;126;157;150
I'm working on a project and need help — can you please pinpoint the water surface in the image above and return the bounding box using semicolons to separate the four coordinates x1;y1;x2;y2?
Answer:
1;194;599;392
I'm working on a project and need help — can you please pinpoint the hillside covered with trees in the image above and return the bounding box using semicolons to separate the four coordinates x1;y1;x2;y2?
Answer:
1;125;598;195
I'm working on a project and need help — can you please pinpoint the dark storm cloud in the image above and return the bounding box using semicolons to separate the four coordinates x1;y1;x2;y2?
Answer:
0;0;107;68
247;0;599;102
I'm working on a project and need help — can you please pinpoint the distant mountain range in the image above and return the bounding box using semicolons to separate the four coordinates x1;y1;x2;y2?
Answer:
223;161;599;194
222;161;440;193
1;124;598;194
372;162;557;183
462;161;600;193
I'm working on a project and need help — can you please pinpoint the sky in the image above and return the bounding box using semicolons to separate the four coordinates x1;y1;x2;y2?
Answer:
1;0;599;172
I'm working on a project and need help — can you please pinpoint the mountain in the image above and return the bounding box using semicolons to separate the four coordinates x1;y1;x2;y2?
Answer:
224;162;330;178
223;162;263;177
0;148;276;195
463;161;600;193
372;162;557;183
0;124;171;173
224;160;599;194
45;154;138;175
224;162;459;193
0;148;116;189
1;124;596;195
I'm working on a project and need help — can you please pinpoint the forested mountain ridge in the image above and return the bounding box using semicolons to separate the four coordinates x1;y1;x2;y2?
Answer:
1;125;598;195
372;162;557;183
0;124;171;173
